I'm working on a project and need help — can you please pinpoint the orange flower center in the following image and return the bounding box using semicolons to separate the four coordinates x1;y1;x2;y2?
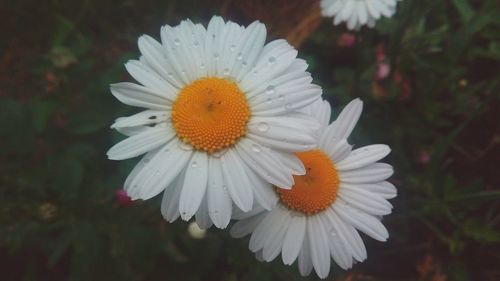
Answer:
171;77;250;153
276;149;340;215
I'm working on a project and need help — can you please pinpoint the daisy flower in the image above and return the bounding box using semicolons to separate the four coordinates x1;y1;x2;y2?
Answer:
230;99;396;278
320;0;401;30
107;16;322;229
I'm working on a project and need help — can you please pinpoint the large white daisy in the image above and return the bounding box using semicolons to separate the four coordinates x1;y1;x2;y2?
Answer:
230;99;396;278
320;0;401;30
107;16;322;229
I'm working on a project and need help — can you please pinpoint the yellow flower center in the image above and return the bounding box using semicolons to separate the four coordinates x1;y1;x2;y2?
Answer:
276;149;340;215
171;77;250;153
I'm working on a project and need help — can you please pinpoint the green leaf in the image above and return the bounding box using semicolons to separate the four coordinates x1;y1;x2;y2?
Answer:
452;0;475;22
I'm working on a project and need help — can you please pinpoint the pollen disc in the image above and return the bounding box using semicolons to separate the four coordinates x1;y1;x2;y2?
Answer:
276;149;340;215
172;77;250;153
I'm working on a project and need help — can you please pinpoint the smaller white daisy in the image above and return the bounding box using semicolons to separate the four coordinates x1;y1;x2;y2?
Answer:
230;98;396;279
321;0;402;30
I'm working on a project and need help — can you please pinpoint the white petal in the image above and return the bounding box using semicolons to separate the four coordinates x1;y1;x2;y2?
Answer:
207;157;232;228
127;138;192;200
319;212;352;269
274;151;306;175
235;139;294;189
339;183;393;215
230;212;267;238
233;21;267;80
125;60;178;101
324;139;352;163
246;168;278;211
111;110;168;129
124;148;160;191
249;208;282;252
336;144;391;171
308;216;331;279
110;82;171;110
241;40;298;93
179;151;209;221
115;126;150;137
160;169;186;222
333;201;389;241
340;163;394;183
298;231;313;277
262;207;291;262
322;98;363;142
282;214;306;265
195;196;212;229
107;126;173;160
232;203;266;220
221;149;254;212
325;208;367;262
251;84;322;117
365;181;398;199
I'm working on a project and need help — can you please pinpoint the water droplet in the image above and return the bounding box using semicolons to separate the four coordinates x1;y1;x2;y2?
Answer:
265;98;272;104
285;103;292;111
256;122;269;132
179;142;193;151
330;229;337;237
214;53;220;60
236;53;243;61
278;94;284;101
199;63;205;69
251;144;261;153
174;38;181;46
229;44;236;52
211;149;226;158
268;56;276;65
265;85;275;95
223;68;230;76
191;161;198;168
143;158;150;163
167;72;174;79
193;41;199;47
242;61;248;68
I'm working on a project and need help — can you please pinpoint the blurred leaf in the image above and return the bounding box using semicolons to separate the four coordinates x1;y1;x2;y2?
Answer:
452;0;475;22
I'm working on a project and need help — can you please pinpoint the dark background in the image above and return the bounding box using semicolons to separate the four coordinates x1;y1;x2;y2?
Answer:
1;0;499;280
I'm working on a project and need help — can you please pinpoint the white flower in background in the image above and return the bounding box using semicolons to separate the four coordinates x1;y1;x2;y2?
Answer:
107;16;322;229
321;0;401;30
230;99;396;279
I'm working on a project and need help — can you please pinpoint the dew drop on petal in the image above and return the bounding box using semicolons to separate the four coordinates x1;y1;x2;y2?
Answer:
174;38;181;46
268;56;276;65
236;53;243;61
265;85;275;95
191;161;198;168
251;144;261;153
256;122;269;132
179;142;193;151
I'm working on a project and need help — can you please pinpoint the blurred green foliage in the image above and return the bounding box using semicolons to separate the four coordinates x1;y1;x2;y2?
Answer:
0;0;499;280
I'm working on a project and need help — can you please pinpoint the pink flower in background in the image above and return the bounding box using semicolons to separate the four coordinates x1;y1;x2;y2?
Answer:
374;44;390;80
376;43;386;62
115;189;133;206
376;63;391;80
337;32;356;47
418;150;431;165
